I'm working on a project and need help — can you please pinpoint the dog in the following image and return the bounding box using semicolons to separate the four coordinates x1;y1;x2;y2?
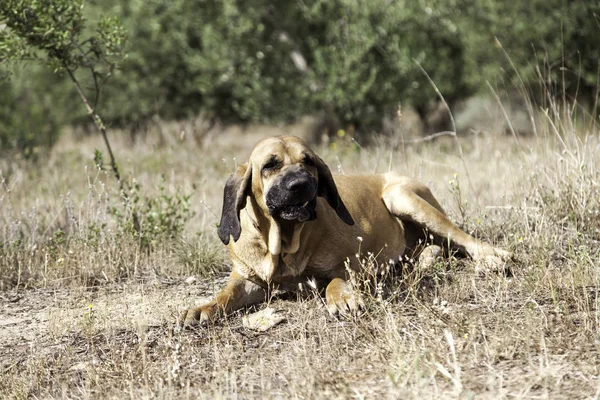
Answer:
181;135;511;325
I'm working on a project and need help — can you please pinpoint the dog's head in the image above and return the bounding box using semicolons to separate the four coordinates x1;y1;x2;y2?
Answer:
218;136;354;245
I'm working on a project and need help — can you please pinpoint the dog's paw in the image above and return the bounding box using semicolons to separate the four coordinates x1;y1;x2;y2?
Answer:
417;244;443;271
469;244;512;273
178;303;217;328
325;278;364;316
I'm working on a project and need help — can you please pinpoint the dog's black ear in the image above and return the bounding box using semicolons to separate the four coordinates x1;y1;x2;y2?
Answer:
315;156;354;225
218;163;252;244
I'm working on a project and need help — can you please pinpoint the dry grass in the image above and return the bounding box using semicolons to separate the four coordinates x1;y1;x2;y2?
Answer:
1;99;599;399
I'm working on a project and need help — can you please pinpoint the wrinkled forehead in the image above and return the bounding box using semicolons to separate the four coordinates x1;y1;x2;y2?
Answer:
250;136;312;162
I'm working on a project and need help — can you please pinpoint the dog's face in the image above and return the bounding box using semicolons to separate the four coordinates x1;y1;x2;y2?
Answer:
254;137;319;222
218;136;354;245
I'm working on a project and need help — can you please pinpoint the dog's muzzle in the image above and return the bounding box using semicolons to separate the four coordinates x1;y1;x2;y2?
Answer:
266;170;318;222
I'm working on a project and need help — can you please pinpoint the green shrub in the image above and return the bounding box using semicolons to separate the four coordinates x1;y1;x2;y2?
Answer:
89;0;474;132
462;0;600;106
2;0;598;153
0;68;69;157
110;178;194;250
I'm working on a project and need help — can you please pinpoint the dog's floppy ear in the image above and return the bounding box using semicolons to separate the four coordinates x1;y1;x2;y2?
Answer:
315;156;354;225
218;163;252;244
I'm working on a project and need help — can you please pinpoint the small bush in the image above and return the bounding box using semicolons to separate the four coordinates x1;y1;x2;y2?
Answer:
112;178;195;250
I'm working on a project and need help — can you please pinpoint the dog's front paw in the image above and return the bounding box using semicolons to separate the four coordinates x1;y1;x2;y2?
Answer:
325;278;364;316
179;302;218;328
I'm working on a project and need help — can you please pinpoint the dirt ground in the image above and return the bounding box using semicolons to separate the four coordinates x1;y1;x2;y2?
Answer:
2;264;600;399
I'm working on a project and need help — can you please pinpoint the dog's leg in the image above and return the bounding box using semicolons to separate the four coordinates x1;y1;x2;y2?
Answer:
325;277;364;316
181;271;266;327
383;180;511;266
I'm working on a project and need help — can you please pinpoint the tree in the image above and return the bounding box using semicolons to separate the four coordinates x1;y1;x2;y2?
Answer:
93;0;473;134
0;0;126;178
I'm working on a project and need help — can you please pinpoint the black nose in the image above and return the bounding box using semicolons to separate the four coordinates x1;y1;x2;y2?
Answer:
286;177;310;192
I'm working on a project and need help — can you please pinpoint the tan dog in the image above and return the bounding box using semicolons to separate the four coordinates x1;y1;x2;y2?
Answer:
182;135;510;325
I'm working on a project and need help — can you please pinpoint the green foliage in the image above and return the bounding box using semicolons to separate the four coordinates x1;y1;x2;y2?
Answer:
0;0;85;68
296;0;470;129
94;0;471;130
0;0;126;73
460;0;600;104
0;0;126;155
112;178;195;249
1;0;598;150
94;0;306;124
93;0;600;131
0;68;68;157
93;148;104;170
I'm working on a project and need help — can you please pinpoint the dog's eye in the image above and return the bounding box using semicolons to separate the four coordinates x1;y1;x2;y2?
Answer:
302;156;315;167
262;159;280;172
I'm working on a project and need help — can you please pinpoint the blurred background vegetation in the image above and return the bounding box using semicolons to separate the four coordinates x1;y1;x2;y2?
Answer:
1;0;599;157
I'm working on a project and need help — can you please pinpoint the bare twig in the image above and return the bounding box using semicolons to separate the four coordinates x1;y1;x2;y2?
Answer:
395;130;458;144
73;40;101;111
64;64;121;185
